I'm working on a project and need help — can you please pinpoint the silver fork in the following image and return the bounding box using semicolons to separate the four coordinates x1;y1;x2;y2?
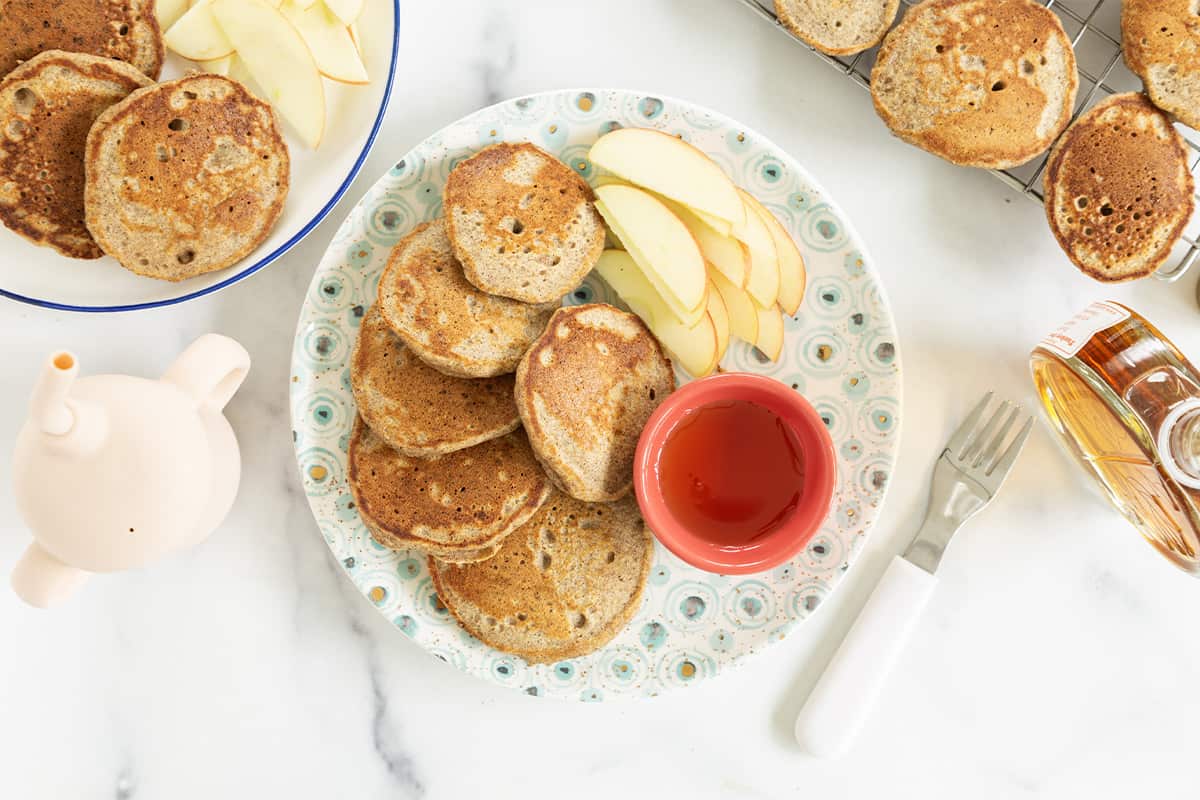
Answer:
793;393;1033;758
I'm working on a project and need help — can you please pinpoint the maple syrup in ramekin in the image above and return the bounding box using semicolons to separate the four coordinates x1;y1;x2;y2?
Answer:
658;399;807;546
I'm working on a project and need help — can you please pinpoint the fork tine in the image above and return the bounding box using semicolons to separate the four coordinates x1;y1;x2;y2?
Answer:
947;392;993;458
975;405;1020;468
964;401;1010;465
986;416;1034;477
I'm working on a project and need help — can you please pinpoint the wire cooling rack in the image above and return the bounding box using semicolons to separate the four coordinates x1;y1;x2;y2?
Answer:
738;0;1200;283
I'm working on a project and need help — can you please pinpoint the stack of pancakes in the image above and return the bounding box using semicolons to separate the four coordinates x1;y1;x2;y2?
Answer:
348;142;674;662
0;1;289;281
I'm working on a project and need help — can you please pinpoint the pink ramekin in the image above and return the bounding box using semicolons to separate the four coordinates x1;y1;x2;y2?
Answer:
633;373;837;575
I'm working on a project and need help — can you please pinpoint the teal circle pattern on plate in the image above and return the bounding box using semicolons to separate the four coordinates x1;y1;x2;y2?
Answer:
289;89;902;701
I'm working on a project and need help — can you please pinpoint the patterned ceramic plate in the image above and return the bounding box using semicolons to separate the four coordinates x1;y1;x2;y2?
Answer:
290;89;902;701
0;1;399;312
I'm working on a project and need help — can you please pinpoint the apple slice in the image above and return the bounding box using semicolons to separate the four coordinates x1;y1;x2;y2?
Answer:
656;194;749;289
212;0;326;148
735;189;780;308
690;206;734;238
348;20;361;55
596;250;720;377
197;55;232;75
594;183;707;326
227;55;264;99
322;0;362;25
589;128;746;232
709;267;759;347
280;0;368;84
164;0;235;60
753;301;785;362
157;0;190;30
742;193;806;316
707;280;730;361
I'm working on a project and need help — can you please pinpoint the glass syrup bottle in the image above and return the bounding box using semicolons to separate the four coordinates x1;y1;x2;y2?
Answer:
1031;300;1200;575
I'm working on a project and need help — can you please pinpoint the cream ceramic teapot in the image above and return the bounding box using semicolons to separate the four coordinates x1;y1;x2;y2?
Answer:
10;334;251;608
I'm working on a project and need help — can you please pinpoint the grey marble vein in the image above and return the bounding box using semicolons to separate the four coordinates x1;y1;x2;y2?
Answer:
474;6;516;106
352;617;426;798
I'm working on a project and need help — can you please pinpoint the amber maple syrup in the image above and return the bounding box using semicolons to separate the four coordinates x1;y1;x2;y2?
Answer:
1031;301;1200;574
658;399;807;546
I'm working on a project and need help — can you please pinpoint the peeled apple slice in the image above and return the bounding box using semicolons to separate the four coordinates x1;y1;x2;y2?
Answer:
157;0;189;30
197;55;232;75
280;0;368;84
211;0;327;148
322;0;363;25
164;0;235;61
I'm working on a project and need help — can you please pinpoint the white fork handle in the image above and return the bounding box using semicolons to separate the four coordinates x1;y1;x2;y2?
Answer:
794;556;937;758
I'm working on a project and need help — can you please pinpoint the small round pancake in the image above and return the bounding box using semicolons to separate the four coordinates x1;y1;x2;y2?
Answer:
0;0;164;80
515;304;675;503
1043;93;1194;283
377;220;557;378
0;51;151;259
429;490;653;664
1123;0;1200;131
84;74;289;281
348;417;551;552
444;142;605;304
775;0;900;56
351;304;521;457
871;0;1077;169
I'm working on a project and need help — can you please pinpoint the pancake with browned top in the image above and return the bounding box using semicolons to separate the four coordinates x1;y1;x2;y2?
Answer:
871;0;1077;168
348;417;550;555
0;0;163;79
515;304;674;502
351;304;521;457
429;490;653;664
444;142;606;304
84;74;289;281
1123;1;1200;131
377;220;556;378
0;51;151;259
1043;93;1194;283
775;0;900;56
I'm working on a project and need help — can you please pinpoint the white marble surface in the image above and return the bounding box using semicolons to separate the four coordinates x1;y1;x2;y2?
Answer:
3;1;1200;797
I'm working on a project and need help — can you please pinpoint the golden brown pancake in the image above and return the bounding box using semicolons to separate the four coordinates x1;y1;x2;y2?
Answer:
1123;0;1200;132
871;0;1077;168
444;142;606;304
84;74;289;281
351;304;521;457
515;304;675;502
348;417;550;554
429;490;653;664
0;51;151;259
1043;93;1194;283
0;0;164;79
376;220;556;378
774;0;900;56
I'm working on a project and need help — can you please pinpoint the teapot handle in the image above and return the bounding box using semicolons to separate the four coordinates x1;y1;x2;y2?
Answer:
11;542;89;608
163;334;251;413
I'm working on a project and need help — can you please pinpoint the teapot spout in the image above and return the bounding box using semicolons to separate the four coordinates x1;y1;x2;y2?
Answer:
11;542;90;608
30;351;78;436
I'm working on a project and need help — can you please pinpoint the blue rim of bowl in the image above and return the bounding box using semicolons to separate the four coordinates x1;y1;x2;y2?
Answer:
0;0;401;314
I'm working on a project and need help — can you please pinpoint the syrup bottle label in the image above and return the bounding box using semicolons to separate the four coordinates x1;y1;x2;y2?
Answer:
1039;300;1130;359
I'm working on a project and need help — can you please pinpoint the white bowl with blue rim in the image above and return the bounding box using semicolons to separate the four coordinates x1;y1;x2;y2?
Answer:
291;89;903;700
0;0;399;313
